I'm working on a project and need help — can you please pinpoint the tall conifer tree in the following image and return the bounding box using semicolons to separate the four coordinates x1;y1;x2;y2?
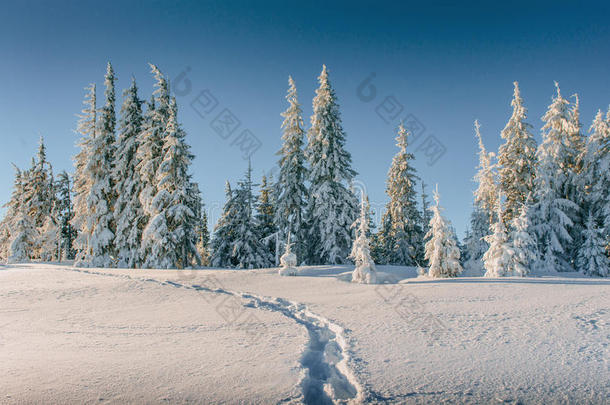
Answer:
275;76;308;262
306;65;358;264
378;123;423;265
497;82;537;224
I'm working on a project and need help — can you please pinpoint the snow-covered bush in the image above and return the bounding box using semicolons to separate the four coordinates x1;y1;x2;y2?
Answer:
278;236;298;276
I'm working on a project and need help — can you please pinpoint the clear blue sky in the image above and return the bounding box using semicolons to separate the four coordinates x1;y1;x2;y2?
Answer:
1;0;609;237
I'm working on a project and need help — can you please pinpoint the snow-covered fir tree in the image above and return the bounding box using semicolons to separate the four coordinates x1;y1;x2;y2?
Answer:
463;208;489;274
186;180;207;266
377;123;424;266
350;192;377;284
197;210;211;266
256;175;278;263
18;139;55;260
306;65;358;264
483;198;513;277
420;181;432;242
230;164;273;269
9;210;37;263
530;83;579;272
74;62;117;267
0;223;10;261
55;171;76;260
577;211;609;277
1;168;26;261
72;83;96;263
210;181;238;268
86;62;116;266
275;76;308;262
113;77;144;268
137;64;171;264
464;121;497;273
497;82;537;225
509;203;538;276
27;137;55;230
581;108;610;261
566;94;586;202
473;120;498;224
601;108;610;254
565;94;587;262
141;97;199;269
39;210;61;262
8;169;38;263
424;186;462;278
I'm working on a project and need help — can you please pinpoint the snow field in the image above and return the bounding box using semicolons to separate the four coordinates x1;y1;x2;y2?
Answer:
1;263;609;404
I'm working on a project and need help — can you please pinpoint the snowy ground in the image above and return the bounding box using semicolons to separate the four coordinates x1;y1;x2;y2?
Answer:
1;263;608;404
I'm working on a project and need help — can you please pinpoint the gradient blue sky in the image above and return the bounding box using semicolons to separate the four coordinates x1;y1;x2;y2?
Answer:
1;0;609;237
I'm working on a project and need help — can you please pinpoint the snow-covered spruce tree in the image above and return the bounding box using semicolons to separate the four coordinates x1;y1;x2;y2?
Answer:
424;186;462;278
0;225;10;262
80;62;117;267
464;205;491;270
9;211;38;263
452;225;466;265
55;171;76;260
8;170;38;263
39;209;61;262
231;164;273;269
28;137;56;230
141;97;199;269
275;76;308;262
497;82;537;225
464;121;496;273
530;83;579;272
581;109;610;259
210;181;238;267
420;181;432;243
197;210;211;266
362;193;376;239
113;77;145;268
306;65;358;265
186;179;207;266
15;138;56;260
483;197;513;277
566;94;586;201
350;192;377;284
473;120;498;224
256;175;278;263
565;94;587;262
72;83;96;263
603;108;610;254
577;211;609;277
463;208;489;273
377;123;424;266
1;167;25;261
0;171;16;260
137;64;171;264
509;203;538;277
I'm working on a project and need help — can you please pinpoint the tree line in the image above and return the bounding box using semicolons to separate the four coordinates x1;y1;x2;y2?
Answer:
0;65;607;277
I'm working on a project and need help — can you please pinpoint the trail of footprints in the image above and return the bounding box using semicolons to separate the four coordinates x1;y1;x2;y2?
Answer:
61;267;363;405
